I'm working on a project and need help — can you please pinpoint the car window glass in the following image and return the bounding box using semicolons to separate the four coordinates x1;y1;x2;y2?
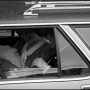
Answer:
54;28;90;77
74;27;90;49
0;27;58;80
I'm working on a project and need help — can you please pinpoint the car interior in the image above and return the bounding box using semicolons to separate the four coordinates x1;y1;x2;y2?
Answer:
0;27;89;79
0;28;58;79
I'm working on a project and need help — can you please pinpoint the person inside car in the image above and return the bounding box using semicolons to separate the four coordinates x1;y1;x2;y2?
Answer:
0;45;25;69
16;29;56;72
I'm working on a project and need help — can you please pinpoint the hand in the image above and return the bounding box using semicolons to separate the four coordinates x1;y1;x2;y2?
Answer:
31;58;40;67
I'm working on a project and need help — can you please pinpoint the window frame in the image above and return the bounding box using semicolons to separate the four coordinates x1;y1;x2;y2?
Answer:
0;24;90;82
57;25;90;77
0;25;62;81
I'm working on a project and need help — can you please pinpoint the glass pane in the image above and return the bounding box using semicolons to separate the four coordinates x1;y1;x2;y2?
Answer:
75;27;90;49
0;28;58;79
54;28;90;77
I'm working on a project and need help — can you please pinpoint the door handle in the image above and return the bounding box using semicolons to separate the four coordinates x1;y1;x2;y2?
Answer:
81;85;90;89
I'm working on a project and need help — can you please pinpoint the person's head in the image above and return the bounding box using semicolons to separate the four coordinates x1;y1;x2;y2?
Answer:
16;29;37;42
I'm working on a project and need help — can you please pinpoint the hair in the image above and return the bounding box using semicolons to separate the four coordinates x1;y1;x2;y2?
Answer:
15;28;54;37
15;29;34;36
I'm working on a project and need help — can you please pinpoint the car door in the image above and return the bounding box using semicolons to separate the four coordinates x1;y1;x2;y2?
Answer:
57;24;90;89
0;25;90;89
0;26;59;89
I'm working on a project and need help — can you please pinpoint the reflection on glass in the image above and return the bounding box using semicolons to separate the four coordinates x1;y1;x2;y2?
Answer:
75;28;90;48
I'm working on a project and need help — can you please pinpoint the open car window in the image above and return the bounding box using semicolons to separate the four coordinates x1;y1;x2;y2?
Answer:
0;27;58;79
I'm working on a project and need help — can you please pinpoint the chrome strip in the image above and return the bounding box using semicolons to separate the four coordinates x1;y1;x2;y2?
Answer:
38;1;90;4
0;74;90;85
1;22;90;27
36;6;90;10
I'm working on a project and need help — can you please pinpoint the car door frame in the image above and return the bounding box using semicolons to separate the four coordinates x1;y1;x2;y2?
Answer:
0;23;90;89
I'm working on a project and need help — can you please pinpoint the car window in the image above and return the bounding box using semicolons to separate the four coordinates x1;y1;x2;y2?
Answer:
54;28;90;77
0;27;58;80
73;26;90;50
0;30;11;36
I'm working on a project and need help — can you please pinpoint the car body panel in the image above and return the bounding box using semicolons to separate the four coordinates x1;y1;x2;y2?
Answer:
1;14;90;25
0;76;90;89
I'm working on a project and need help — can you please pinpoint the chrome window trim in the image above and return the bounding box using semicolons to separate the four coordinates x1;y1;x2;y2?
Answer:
38;1;90;4
1;22;90;27
0;75;90;85
33;6;90;10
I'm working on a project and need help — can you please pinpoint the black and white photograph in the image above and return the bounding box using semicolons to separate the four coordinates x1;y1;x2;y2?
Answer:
0;0;90;89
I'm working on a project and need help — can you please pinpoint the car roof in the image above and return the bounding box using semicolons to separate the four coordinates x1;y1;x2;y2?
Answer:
0;1;90;26
0;14;90;25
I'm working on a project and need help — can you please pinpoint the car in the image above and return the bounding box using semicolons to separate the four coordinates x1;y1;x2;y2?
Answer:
0;0;90;89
